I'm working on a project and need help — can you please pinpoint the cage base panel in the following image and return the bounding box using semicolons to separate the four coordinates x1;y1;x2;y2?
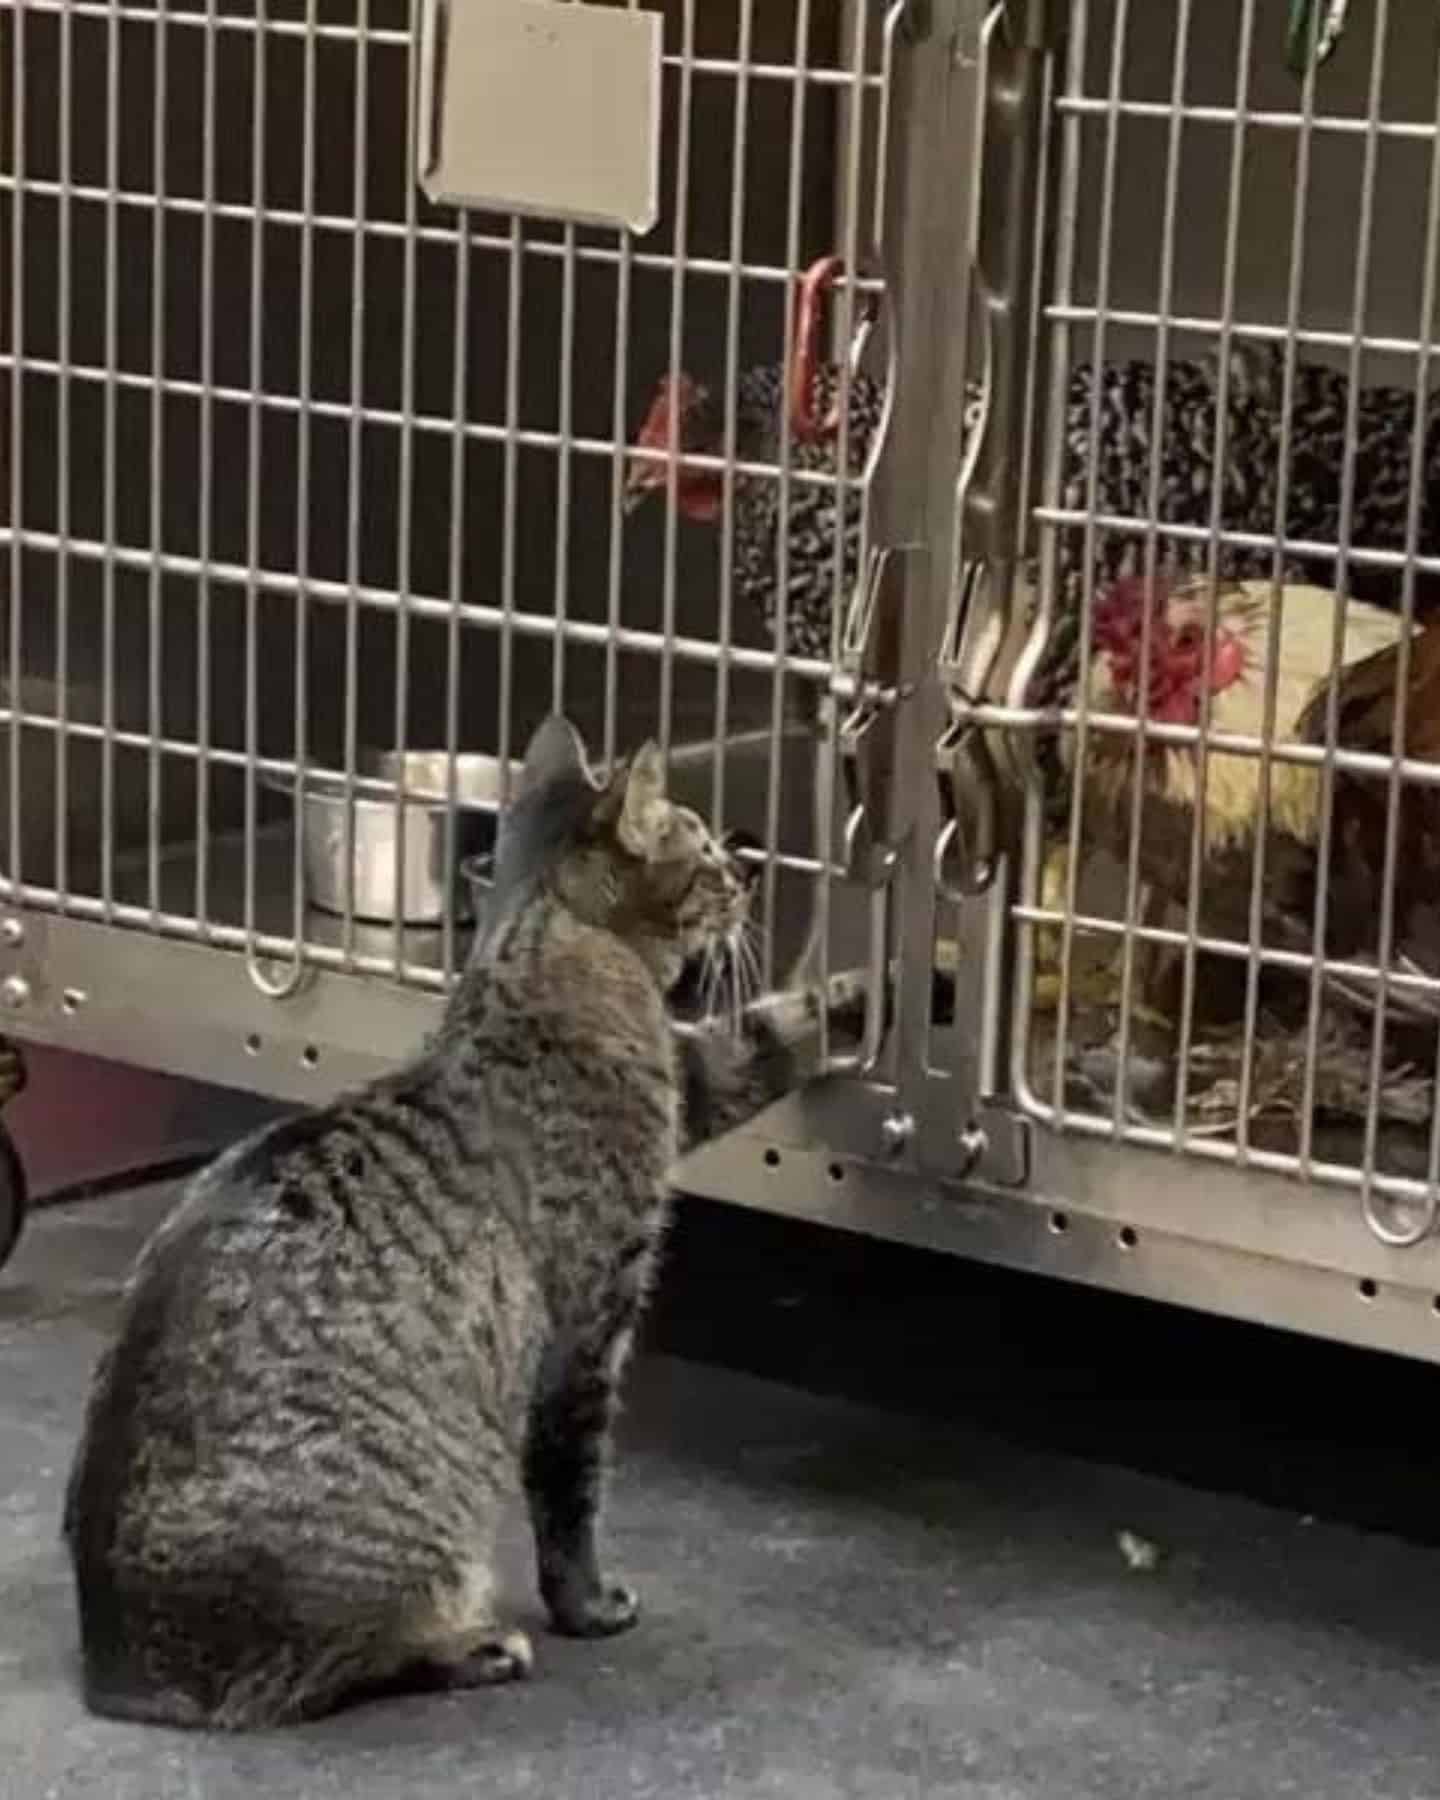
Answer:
712;1083;1440;1293
677;1092;1440;1369
0;905;441;1103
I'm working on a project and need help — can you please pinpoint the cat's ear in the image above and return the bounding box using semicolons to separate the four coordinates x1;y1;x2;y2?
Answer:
616;740;668;859
520;715;590;793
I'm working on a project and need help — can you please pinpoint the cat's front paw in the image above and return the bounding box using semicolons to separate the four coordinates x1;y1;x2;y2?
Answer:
546;1579;640;1639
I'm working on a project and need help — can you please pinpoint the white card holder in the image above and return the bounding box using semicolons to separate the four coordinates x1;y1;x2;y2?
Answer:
416;0;663;235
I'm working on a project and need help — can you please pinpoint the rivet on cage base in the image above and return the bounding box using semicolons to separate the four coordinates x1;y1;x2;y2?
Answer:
880;1109;915;1155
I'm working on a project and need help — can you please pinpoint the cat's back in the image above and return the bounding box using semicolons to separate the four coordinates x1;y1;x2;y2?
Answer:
65;1111;371;1555
66;1095;514;1563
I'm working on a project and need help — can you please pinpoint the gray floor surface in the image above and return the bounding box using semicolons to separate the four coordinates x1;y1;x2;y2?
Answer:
4;1182;1440;1799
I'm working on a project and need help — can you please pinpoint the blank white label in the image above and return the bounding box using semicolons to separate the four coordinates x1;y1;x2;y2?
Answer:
418;0;662;234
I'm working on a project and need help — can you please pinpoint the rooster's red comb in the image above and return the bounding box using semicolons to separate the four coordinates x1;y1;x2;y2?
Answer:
1094;573;1172;629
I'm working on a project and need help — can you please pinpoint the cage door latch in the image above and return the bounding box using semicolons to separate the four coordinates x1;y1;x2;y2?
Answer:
933;0;1055;900
837;542;928;884
934;561;1003;901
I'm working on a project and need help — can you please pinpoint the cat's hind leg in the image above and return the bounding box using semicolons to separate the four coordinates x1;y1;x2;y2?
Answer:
403;1630;534;1691
392;1561;534;1692
203;1562;532;1724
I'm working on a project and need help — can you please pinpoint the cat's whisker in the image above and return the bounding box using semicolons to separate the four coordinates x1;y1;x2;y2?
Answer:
699;946;721;1024
721;932;743;1031
705;945;728;1029
730;922;766;1033
737;933;759;1005
733;924;763;1011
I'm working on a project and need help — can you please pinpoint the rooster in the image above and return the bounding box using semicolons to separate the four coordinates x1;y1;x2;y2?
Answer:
1040;574;1409;1020
623;254;887;668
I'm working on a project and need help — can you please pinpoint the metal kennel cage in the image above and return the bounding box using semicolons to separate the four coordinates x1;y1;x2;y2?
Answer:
6;0;1440;1364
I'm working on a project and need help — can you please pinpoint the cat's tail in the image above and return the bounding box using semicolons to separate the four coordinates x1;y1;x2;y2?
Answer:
72;1544;406;1731
78;1605;399;1732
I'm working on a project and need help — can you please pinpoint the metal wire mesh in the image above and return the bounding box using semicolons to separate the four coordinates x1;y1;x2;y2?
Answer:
0;0;887;999
1008;0;1440;1229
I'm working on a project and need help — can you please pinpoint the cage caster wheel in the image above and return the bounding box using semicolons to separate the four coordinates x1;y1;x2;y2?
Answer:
0;1037;28;1275
0;1122;26;1275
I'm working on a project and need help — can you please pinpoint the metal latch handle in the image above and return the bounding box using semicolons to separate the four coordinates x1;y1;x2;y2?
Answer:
935;0;1061;897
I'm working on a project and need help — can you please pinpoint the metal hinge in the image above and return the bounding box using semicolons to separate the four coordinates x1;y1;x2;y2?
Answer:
934;562;1003;900
964;1100;1033;1186
828;543;928;1083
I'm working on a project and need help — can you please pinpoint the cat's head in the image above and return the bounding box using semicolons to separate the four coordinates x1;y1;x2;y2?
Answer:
492;716;751;993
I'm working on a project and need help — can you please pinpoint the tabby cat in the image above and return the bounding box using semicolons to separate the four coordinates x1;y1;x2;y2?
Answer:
64;716;842;1730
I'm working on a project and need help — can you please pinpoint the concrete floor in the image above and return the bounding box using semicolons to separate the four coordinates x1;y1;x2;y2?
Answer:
5;1184;1440;1798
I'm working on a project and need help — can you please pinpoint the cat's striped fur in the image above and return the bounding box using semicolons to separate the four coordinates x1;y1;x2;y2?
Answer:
63;718;832;1730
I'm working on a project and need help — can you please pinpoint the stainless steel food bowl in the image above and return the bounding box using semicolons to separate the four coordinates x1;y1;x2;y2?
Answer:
264;751;510;924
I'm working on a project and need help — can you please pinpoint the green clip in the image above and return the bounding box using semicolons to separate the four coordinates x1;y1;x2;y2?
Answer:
1286;0;1350;77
